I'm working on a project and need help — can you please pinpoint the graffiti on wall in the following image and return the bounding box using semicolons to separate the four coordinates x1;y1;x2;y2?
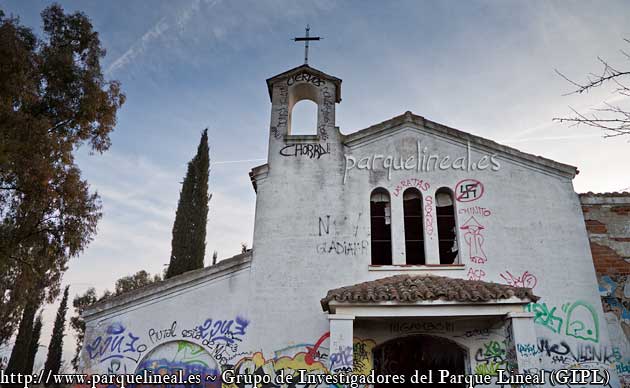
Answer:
536;338;616;365
458;206;491;217
84;320;374;387
148;321;178;344
516;343;540;358
454;328;491;339
460;216;487;265
329;346;353;373
222;332;373;388
224;352;326;388
315;214;368;256
275;72;335;141
188;317;249;366
89;315;249;375
503;319;518;372
86;323;147;364
342;141;501;184
599;275;630;334
598;274;630;384
318;86;334;140
424;195;434;237
279;143;330;159
467;268;486;281
316;240;369;256
352;339;375;376
303;332;330;365
455;179;484;203
271;85;288;139
499;270;538;289
390;321;455;335
391;178;430;197
136;340;220;388
196;317;249;345
525;301;600;343
287;72;325;87
473;340;507;376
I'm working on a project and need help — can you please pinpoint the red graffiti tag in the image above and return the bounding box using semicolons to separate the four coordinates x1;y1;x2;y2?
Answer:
305;332;330;365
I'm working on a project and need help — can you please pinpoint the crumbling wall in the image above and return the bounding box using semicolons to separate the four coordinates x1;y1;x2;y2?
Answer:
581;192;630;384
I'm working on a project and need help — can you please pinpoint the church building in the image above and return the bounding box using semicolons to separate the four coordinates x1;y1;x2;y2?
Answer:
79;63;627;387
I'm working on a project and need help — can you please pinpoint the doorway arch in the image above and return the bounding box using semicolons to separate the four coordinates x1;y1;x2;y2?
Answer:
373;335;467;387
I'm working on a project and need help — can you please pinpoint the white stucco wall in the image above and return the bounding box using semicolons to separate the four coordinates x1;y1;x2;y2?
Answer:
81;66;618;387
81;256;253;379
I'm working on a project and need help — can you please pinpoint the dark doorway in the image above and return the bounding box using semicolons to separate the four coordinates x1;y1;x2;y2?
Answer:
373;335;466;387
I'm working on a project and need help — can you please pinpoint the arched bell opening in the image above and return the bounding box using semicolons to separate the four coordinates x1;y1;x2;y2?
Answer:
287;82;320;136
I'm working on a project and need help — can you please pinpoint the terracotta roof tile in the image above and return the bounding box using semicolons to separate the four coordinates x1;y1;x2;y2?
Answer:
579;191;630;197
321;274;539;312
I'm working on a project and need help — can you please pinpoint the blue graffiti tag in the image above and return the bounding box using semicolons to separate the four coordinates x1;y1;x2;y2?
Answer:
197;316;249;345
86;323;147;363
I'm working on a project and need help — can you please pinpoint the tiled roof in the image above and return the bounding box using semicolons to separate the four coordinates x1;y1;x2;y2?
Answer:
579;191;630;197
321;274;539;312
579;191;630;205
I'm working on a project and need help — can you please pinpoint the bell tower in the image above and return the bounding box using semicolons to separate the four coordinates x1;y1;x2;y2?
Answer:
265;64;342;162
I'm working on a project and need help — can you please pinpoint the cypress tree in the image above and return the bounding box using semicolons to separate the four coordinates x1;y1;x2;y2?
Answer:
5;298;39;374
166;129;210;278
44;286;69;383
25;313;43;374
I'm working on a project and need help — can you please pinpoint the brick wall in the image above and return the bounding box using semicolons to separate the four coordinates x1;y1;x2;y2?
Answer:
581;192;630;275
580;192;630;385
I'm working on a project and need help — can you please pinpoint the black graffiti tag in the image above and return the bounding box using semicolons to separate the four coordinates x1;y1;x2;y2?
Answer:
280;143;330;159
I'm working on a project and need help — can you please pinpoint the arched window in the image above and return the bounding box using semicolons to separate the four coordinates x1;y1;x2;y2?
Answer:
289;99;318;135
436;187;458;264
403;188;425;265
370;188;392;265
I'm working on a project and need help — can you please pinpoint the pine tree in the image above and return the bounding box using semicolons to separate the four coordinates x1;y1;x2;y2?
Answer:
5;298;39;374
25;313;43;374
166;129;210;278
44;286;69;384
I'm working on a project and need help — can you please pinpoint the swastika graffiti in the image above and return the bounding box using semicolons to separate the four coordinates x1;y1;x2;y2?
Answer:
455;179;484;202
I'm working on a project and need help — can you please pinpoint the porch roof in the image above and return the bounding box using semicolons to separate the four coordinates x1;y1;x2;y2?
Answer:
321;274;539;312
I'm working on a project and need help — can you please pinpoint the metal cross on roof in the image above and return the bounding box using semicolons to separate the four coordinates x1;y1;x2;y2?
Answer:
294;25;320;65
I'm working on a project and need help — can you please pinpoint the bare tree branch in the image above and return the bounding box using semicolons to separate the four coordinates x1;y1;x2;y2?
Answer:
554;39;630;138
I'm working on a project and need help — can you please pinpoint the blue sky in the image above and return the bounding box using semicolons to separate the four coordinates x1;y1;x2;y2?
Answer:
1;0;630;370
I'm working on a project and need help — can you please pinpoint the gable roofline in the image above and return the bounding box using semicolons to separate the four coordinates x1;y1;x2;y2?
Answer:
83;251;252;320
343;111;578;178
266;64;342;102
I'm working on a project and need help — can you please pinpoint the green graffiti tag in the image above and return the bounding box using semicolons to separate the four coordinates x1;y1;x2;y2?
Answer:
525;300;600;343
525;302;563;333
474;361;505;376
484;341;506;359
474;340;508;376
563;301;599;343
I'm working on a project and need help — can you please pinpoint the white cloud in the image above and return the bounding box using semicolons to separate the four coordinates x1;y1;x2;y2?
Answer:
105;0;222;75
